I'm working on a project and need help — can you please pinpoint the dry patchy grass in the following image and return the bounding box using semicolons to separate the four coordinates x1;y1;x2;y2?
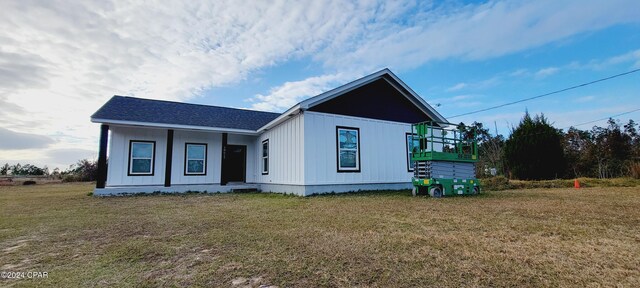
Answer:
1;183;639;287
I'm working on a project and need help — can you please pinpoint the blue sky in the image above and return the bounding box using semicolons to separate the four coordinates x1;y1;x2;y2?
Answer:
0;0;639;169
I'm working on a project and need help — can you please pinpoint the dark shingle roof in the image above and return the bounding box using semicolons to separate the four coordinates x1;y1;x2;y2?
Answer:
91;96;281;131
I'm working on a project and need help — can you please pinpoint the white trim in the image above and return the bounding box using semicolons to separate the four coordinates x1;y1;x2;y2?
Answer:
381;72;447;123
185;143;207;175
257;68;447;132
256;105;301;133
306;111;413;126
261;139;269;174
337;127;360;171
91;118;259;135
129;141;154;175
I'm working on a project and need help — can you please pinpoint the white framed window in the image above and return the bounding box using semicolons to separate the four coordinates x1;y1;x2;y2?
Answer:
128;141;155;176
336;126;360;172
185;143;207;175
406;133;420;172
262;139;269;175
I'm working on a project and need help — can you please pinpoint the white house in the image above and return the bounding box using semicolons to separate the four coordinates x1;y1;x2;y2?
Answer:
91;69;447;196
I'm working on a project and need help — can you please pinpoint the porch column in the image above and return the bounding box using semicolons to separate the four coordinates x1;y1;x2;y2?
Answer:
96;124;109;189
220;133;228;185
164;129;174;187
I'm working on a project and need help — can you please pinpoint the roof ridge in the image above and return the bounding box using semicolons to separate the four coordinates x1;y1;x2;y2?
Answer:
113;95;281;115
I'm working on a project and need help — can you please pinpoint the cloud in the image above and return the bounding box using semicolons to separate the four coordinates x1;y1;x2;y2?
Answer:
0;127;55;150
535;67;559;78
317;0;640;70
573;95;596;103
509;69;529;77
598;49;640;69
446;83;467;92
46;148;96;169
249;73;352;112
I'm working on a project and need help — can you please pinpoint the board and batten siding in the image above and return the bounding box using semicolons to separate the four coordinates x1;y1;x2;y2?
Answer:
106;126;167;186
256;113;304;185
303;111;413;185
170;130;222;185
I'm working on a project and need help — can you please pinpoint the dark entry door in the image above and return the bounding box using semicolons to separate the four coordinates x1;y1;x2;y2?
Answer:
222;145;246;183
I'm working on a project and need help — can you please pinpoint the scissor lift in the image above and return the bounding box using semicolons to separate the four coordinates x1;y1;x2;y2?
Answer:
410;121;480;197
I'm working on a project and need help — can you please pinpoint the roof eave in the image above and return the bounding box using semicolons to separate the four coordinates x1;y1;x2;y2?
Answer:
91;118;259;135
256;104;301;132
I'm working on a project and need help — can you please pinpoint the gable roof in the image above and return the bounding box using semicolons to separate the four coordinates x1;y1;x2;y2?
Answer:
91;96;280;133
91;69;446;133
258;68;447;131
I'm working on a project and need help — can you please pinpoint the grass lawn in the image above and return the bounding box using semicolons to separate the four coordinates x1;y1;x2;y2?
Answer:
1;183;639;287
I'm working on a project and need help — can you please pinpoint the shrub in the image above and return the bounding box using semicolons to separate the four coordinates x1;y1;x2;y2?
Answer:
62;174;81;183
23;180;36;185
481;176;510;191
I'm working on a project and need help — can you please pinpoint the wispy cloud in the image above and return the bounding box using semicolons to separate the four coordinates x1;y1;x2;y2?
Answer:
0;128;55;150
446;83;468;92
535;67;560;78
248;72;352;112
573;95;596;103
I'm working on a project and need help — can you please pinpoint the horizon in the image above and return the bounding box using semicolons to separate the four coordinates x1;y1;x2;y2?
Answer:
1;0;639;170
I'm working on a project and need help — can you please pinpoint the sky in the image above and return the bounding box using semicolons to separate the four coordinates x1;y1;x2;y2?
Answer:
1;0;639;170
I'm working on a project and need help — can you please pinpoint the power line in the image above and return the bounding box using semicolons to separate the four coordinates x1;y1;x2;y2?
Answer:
447;68;640;119
484;108;640;138
566;108;640;129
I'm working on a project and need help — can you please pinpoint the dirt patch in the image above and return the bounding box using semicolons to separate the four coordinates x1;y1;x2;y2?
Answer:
2;239;30;254
231;276;278;288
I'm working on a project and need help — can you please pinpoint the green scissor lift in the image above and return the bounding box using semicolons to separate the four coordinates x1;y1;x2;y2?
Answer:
410;121;480;197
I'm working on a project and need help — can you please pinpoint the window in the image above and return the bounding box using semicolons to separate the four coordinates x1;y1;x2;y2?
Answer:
406;133;420;172
336;126;360;172
128;141;155;176
185;143;207;175
262;139;269;175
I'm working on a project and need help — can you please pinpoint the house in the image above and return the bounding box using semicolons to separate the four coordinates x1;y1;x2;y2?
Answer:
91;69;447;196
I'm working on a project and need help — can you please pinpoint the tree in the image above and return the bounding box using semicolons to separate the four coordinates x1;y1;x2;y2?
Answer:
0;163;9;175
563;127;594;178
590;119;633;178
73;159;98;181
504;112;565;180
11;163;23;175
457;122;505;177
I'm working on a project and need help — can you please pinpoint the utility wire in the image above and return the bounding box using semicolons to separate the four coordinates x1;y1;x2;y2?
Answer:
565;108;640;129
446;68;640;119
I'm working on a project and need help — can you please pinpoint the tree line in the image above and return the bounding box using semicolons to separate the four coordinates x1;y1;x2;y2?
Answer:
462;112;639;180
0;159;99;182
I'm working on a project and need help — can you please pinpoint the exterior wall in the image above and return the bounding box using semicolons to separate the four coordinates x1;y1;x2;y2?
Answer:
171;130;222;185
106;126;257;187
303;111;413;186
256;113;304;185
107;126;167;186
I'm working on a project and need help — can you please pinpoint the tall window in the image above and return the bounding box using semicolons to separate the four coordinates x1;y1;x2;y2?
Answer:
336;126;360;172
129;141;155;176
406;133;420;172
262;139;269;175
185;143;207;175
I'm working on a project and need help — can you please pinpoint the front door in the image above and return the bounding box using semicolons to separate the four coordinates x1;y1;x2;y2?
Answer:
222;145;246;183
